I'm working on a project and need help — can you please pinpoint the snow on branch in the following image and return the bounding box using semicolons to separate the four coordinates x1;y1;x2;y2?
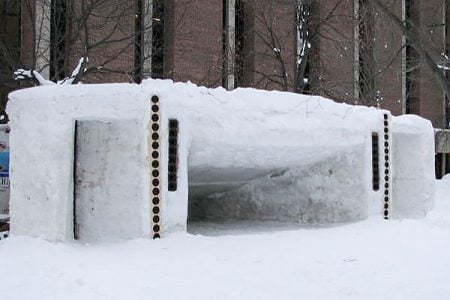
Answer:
437;53;450;71
14;69;56;86
59;57;89;85
438;64;450;71
14;57;88;86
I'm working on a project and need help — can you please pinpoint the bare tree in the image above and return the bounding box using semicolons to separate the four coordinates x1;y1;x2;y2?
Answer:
240;0;356;96
240;0;296;91
242;0;449;124
373;0;450;100
0;0;161;88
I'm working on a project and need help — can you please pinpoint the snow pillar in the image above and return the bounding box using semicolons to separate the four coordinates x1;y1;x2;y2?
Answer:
391;115;435;218
149;94;188;238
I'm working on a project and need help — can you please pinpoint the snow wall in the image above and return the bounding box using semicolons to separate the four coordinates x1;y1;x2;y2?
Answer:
6;79;435;242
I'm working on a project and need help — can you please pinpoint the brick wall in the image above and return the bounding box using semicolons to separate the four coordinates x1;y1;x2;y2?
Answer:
313;0;355;103
165;0;223;87
243;0;296;91
19;0;136;84
20;0;36;69
68;0;137;83
417;0;445;128
374;0;403;115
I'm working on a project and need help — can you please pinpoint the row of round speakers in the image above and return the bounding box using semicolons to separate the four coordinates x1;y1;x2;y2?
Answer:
151;95;161;239
383;113;390;219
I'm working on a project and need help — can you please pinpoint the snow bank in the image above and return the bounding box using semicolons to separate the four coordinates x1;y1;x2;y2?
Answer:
6;79;436;241
2;208;450;300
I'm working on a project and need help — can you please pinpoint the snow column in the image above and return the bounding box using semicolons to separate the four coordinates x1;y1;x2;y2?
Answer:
149;93;185;238
391;115;435;218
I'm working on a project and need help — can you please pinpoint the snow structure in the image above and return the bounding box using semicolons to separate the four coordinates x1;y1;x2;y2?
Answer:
6;79;435;242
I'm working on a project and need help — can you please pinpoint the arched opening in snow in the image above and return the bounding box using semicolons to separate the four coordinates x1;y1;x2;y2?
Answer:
186;133;371;235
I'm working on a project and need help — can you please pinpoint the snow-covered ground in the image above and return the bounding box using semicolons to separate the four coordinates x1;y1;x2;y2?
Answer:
1;176;449;299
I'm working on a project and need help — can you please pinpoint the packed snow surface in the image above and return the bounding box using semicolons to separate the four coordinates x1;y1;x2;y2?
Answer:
1;177;449;300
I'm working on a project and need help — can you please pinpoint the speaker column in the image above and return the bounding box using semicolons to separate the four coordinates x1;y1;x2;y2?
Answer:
150;95;161;239
382;113;390;220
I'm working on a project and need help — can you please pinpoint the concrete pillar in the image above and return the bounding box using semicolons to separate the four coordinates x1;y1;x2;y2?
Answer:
224;0;236;90
142;0;153;77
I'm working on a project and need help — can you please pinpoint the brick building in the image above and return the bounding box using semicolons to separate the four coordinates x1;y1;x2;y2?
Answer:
0;0;449;129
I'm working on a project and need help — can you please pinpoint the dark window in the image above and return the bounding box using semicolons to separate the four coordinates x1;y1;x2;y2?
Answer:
50;0;67;81
435;153;450;179
135;0;144;83
152;0;164;79
235;0;245;87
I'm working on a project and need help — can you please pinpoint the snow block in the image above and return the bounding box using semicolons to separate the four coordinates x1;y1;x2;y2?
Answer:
6;79;436;242
7;84;149;241
391;116;435;218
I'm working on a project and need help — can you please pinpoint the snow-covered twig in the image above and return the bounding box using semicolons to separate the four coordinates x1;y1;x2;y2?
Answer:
438;64;450;71
437;53;450;70
13;56;88;86
14;69;56;86
58;57;89;85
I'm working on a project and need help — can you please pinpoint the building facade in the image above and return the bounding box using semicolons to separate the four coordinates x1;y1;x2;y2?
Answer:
0;0;449;129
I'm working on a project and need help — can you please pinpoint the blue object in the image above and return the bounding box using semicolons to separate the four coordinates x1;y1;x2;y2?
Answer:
0;150;9;178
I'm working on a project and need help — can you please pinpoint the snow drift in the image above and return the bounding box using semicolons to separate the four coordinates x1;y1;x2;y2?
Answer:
6;79;435;242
